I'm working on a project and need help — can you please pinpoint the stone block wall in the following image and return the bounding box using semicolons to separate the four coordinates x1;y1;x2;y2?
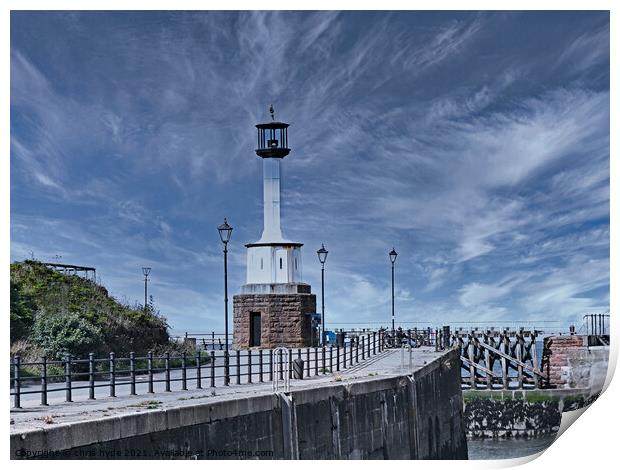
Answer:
462;389;599;439
233;293;316;349
541;335;586;388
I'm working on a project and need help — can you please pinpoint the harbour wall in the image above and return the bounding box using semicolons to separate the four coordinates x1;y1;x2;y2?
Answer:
463;388;600;439
541;335;608;390
463;335;609;439
12;349;467;460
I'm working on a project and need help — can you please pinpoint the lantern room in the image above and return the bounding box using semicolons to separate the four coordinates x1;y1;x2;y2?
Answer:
255;105;290;158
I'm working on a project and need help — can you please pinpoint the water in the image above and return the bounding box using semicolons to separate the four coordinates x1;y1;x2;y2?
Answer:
467;434;557;460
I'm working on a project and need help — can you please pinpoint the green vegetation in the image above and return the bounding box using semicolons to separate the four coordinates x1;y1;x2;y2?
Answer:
10;260;191;362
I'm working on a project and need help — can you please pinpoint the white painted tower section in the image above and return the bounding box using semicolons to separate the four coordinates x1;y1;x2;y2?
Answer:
245;156;303;286
259;158;284;243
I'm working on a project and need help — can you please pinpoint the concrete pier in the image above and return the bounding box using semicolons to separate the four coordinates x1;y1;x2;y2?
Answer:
11;347;467;460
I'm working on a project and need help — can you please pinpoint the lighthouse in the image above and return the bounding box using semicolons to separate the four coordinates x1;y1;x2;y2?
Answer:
233;106;316;349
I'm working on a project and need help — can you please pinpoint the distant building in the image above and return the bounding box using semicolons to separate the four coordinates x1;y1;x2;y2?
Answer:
233;106;316;349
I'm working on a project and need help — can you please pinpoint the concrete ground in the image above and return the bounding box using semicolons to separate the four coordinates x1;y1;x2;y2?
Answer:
10;347;444;434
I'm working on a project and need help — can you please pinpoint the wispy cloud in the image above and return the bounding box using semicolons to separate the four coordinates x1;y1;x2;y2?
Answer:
10;11;609;331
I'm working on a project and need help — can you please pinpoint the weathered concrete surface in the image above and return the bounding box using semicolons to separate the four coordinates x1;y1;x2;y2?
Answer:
463;388;598;439
11;348;467;460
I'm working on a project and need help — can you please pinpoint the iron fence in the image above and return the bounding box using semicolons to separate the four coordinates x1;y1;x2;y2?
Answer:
10;331;384;409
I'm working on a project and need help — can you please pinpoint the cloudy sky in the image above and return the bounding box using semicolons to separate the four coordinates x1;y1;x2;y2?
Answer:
10;11;609;334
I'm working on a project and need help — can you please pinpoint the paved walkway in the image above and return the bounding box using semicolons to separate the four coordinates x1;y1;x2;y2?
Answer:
10;347;444;434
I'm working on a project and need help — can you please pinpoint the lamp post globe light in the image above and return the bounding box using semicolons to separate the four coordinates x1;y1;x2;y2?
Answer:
389;248;398;338
142;267;151;312
217;218;233;386
317;244;328;346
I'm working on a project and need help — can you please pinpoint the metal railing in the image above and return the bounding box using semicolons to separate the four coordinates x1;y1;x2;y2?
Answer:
583;313;610;337
10;332;384;409
174;332;231;351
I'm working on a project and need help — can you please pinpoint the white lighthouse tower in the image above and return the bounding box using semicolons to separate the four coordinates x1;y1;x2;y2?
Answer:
233;106;316;349
244;106;304;288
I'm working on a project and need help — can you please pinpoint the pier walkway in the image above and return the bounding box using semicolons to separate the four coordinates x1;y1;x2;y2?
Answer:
10;347;444;435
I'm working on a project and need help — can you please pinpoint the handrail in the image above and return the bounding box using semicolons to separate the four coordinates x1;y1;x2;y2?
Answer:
10;333;381;408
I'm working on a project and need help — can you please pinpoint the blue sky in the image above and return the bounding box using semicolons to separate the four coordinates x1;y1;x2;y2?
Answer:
10;11;609;333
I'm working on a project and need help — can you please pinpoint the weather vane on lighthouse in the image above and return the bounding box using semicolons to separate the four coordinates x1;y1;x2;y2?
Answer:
233;105;317;349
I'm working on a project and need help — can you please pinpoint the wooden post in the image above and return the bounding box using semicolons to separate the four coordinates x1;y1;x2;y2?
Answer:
484;347;492;389
516;335;524;389
468;339;476;389
531;333;540;389
501;335;508;390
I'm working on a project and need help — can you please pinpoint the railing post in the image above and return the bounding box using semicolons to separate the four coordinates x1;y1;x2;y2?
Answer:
361;336;366;360
289;349;293;379
356;339;359;363
351;341;355;367
210;351;216;388
236;350;241;385
279;349;284;380
373;332;377;354
165;352;171;392
322;346;326;374
328;346;332;373
88;353;95;399
65;353;73;402
368;334;371;357
306;348;310;377
269;349;274;382
41;356;48;406
109;352;116;397
196;350;202;389
13;356;21;409
314;347;319;376
248;350;253;384
147;351;154;393
211;331;215;350
181;352;187;391
259;350;264;383
336;345;340;372
130;352;136;395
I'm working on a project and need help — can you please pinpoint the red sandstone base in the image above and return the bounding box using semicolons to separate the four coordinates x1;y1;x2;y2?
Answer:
233;292;316;349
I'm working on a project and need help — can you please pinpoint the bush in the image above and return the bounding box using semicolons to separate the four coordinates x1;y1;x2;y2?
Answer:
11;260;174;359
31;311;105;359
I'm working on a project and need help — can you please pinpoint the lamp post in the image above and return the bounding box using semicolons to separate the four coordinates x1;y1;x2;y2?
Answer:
142;267;151;312
389;248;398;338
317;244;328;346
217;218;233;386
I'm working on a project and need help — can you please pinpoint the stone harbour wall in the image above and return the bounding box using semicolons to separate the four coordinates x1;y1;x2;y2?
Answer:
11;350;467;460
233;293;316;349
541;335;609;392
463;389;598;439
